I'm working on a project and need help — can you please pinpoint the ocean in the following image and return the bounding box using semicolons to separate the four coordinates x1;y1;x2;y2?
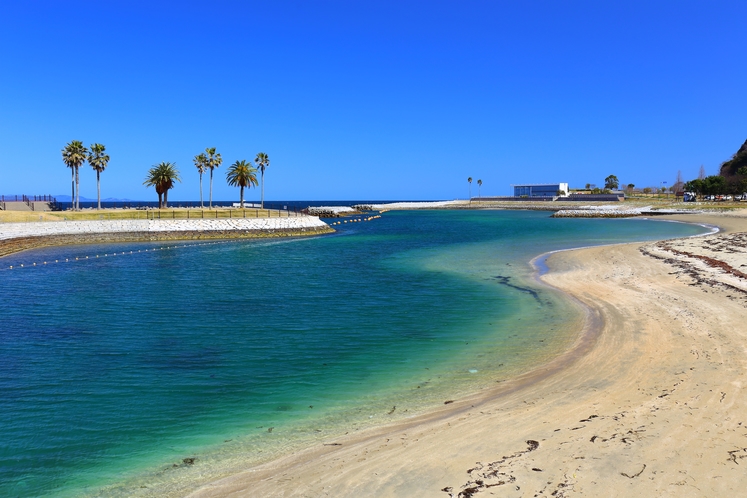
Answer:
0;209;708;496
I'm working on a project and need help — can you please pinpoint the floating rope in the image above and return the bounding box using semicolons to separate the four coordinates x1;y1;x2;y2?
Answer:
2;239;238;271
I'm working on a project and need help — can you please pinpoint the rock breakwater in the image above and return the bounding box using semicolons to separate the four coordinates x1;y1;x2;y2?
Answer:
0;218;333;257
551;208;643;218
303;206;364;217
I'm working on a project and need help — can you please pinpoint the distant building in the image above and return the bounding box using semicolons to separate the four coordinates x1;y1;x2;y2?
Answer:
511;183;569;197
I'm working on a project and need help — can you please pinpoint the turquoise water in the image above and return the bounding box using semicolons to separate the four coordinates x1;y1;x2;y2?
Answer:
0;210;707;496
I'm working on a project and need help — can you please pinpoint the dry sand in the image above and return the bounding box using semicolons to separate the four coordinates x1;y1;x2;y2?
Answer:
189;211;747;498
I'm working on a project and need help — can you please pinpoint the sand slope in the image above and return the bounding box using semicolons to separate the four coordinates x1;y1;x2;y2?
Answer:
189;212;747;498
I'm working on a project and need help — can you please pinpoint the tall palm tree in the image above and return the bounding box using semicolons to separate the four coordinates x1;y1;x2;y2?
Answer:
205;147;222;208
193;152;208;208
226;160;258;208
477;179;483;200
254;152;270;209
468;177;473;202
143;162;181;208
88;143;110;210
62;140;88;210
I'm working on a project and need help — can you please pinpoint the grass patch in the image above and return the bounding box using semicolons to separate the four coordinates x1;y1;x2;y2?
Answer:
0;208;299;223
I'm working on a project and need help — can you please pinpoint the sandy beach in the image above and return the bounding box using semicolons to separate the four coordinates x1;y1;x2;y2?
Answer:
186;210;747;497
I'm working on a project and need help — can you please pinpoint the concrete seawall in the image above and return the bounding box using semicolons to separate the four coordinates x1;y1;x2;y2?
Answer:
551;208;643;218
0;217;334;257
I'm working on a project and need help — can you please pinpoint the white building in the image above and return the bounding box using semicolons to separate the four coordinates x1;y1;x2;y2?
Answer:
512;183;569;197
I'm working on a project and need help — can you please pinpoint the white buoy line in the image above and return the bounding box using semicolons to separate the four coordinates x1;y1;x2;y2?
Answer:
2;239;238;271
329;214;382;226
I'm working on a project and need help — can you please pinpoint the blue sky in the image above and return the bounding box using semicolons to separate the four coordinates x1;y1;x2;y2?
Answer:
1;1;745;201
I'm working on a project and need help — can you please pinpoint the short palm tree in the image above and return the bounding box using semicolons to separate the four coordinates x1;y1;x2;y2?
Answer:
254;152;270;208
193;152;208;208
468;177;473;202
477;179;483;199
143;162;181;208
62;140;88;210
88;143;110;210
205;147;222;208
226;160;258;208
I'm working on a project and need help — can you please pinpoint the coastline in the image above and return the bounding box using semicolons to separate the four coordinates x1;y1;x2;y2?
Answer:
186;210;747;497
0;218;334;258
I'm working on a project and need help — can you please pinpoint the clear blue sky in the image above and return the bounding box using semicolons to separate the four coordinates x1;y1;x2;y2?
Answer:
1;1;745;201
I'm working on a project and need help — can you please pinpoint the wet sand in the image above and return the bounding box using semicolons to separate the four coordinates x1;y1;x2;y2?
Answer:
188;210;747;497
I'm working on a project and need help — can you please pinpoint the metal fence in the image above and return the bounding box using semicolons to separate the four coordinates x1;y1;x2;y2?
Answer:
0;195;57;211
565;194;624;202
471;196;556;202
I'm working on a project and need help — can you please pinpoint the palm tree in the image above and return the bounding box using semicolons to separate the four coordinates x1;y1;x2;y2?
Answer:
88;143;110;210
143;162;181;208
226;160;258;208
193;152;208;208
205;147;222;208
254;152;270;209
477;179;483;200
62;140;88;210
468;177;473;202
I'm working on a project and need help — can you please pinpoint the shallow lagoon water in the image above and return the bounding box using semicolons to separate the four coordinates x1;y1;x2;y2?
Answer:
0;210;707;496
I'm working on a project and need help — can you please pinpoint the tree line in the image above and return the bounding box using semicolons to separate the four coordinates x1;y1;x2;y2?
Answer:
684;170;747;197
61;142;270;210
684;138;747;197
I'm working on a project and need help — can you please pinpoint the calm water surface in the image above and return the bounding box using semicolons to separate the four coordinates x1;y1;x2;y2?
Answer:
0;210;708;496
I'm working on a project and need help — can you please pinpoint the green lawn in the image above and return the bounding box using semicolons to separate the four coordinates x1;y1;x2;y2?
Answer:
0;207;300;223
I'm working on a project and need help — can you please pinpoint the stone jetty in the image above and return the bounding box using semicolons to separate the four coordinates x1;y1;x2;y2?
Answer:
303;206;364;217
0;217;333;257
551;208;644;218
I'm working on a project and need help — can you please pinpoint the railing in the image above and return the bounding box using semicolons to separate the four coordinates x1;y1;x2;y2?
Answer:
0;195;57;212
565;194;624;202
0;195;56;203
145;207;307;220
471;196;555;202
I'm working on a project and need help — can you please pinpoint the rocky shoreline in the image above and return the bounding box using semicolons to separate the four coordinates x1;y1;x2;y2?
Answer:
303;206;365;217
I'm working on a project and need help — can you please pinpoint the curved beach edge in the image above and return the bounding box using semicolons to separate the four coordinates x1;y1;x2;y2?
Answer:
184;209;747;498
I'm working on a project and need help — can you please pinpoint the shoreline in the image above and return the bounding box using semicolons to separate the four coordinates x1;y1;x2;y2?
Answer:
0;218;334;258
186;210;747;497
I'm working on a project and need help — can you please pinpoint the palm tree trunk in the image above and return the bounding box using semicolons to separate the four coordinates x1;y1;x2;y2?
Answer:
199;172;204;208
97;170;101;210
209;169;213;209
75;166;80;211
71;168;75;211
261;170;265;209
164;189;168;209
240;185;244;209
